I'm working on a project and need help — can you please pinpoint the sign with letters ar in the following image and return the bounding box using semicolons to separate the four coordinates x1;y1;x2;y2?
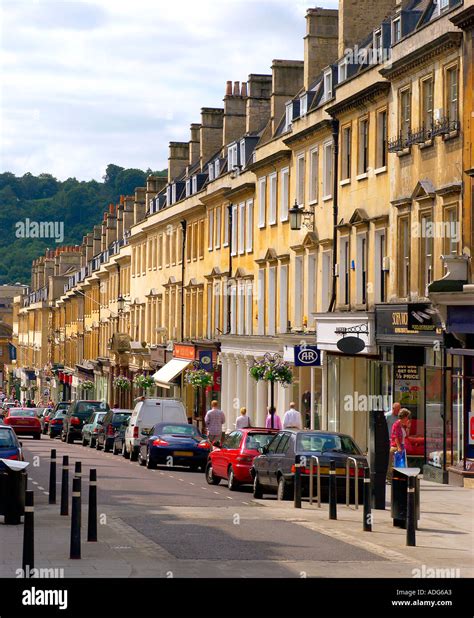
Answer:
294;345;321;367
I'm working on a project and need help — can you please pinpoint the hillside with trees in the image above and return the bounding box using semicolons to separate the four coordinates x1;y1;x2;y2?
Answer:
0;164;165;285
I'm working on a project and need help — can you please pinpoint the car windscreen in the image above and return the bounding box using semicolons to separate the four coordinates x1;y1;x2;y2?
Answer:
296;433;361;455
245;432;277;451
10;410;35;417
76;402;108;417
54;412;66;419
0;430;18;447
156;424;199;437
112;412;131;424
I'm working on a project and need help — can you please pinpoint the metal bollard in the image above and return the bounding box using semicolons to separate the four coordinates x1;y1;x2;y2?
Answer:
406;476;416;546
70;477;81;559
87;469;97;542
60;456;69;516
74;461;82;528
22;490;34;574
294;460;302;509
328;460;337;520
363;467;372;532
48;449;56;504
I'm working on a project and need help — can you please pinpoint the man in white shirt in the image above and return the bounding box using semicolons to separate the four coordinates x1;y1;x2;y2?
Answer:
283;402;302;429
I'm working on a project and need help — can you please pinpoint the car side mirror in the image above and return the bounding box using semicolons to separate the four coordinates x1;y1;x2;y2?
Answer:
213;441;221;448
261;445;269;455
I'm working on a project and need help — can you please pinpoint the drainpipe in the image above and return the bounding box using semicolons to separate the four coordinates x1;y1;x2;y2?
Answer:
227;204;233;334
328;118;340;313
180;220;187;342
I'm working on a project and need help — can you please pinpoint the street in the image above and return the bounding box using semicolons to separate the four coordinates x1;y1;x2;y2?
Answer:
1;435;472;580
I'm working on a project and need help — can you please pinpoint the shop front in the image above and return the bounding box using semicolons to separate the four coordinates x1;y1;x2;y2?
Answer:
374;304;448;482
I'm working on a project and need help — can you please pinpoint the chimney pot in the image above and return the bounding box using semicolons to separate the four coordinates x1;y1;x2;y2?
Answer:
241;82;248;97
226;80;232;96
109;203;114;214
233;81;240;96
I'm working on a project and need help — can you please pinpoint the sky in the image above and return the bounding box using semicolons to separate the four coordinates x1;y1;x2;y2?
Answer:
0;0;338;182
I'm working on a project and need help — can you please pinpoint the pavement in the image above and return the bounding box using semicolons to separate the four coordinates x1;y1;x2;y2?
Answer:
0;436;472;579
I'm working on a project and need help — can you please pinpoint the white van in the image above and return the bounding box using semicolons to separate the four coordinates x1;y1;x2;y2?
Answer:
123;398;187;461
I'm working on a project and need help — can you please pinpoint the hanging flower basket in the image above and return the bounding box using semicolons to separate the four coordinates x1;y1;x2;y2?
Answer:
113;376;131;390
249;357;293;386
133;374;155;391
185;368;214;390
81;380;95;391
30;385;38;392
20;386;28;392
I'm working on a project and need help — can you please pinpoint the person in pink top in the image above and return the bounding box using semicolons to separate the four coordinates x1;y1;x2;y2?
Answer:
388;408;411;477
265;406;282;430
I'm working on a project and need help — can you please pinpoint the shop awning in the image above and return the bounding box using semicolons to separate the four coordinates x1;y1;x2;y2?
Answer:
152;358;191;388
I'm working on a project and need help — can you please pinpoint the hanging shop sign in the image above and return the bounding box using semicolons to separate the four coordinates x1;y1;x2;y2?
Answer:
407;304;438;332
199;351;213;371
294;345;321;366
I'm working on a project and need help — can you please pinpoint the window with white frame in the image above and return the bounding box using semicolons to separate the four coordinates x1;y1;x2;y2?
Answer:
323;141;333;199
213;281;221;334
279;264;288;334
300;94;308;117
376;109;387;169
185;179;191;197
323;69;333;101
356;234;367;305
294;255;304;328
267;266;276;336
240;140;246;168
258;177;266;228
230;284;237;335
237;282;245;335
280;167;289;221
231;204;238;256
223;206;229;247
309;148;319;203
440;0;449;11
322;251;332;312
192;176;197;193
228;144;238;171
296;153;305;206
245;282;253;335
246;199;254;252
374;230;387;303
308;253;317;316
446;64;459;122
399;87;411;141
339;236;350;305
238;202;245;254
215;206;221;249
392;17;401;44
358;117;369;175
285;102;293;131
208;210;214;251
166;186;171;206
208;164;214;182
269;172;277;225
373;29;382;60
341;126;351;181
207;285;212;338
338;58;348;83
420;212;433;295
215;159;220;177
257;269;265;335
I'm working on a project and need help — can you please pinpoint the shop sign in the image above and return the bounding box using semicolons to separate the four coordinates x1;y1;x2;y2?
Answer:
294;345;321;366
395;365;420;381
213;370;221;391
199;351;213;371
173;344;195;361
376;304;441;337
407;304;438;332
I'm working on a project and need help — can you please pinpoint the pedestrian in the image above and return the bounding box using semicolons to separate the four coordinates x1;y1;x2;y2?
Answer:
265;406;282;430
385;402;401;436
235;407;252;429
283;402;302;429
388;408;411;479
205;400;225;444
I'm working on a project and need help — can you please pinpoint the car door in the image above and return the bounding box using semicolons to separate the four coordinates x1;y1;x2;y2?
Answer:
213;432;236;477
259;433;284;486
268;432;291;488
222;431;242;479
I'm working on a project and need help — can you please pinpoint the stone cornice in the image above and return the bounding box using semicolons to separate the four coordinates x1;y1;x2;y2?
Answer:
282;119;332;147
247;149;291;173
326;82;390;118
450;5;474;31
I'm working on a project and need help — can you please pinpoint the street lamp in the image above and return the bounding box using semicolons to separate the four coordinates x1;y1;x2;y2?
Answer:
117;295;130;314
289;199;315;231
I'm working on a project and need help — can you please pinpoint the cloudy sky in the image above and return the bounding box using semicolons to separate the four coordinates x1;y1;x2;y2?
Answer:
1;0;338;181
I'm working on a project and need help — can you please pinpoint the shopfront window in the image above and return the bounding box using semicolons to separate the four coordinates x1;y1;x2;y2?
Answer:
451;373;463;466
425;367;444;469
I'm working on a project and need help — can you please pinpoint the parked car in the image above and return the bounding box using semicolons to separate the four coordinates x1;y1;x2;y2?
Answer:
96;409;132;452
112;417;129;455
81;411;107;448
138;422;211;470
251;430;368;501
206;428;278;490
0;425;24;460
123;398;187;461
61;400;109;443
48;411;66;439
40;407;56;434
3;408;41;439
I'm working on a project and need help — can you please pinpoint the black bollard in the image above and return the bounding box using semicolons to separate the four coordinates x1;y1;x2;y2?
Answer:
70;477;81;559
406;476;416;547
48;449;56;504
363;466;372;532
60;456;69;516
87;469;97;542
328;460;337;520
22;490;34;574
294;458;302;509
74;461;82;527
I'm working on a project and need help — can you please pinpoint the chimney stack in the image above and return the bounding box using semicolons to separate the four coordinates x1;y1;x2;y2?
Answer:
338;0;397;57
133;187;146;225
246;74;272;134
189;123;201;166
200;108;224;169
223;79;247;147
271;60;304;134
304;8;339;91
168;142;190;183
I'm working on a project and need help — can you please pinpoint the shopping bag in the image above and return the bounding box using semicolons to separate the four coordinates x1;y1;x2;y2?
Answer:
394;449;407;468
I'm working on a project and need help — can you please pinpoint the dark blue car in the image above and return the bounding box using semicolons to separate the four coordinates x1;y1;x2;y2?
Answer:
0;426;24;461
48;411;65;438
138;422;211;470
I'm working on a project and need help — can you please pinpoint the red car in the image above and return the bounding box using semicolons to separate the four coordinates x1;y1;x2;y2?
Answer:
206;428;278;490
4;408;42;439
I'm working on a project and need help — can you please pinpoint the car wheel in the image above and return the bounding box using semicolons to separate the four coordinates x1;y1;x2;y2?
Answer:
33;433;41;440
205;462;220;485
82;436;88;447
49;432;54;439
112;443;119;455
60;431;66;442
96;438;102;450
104;441;111;453
90;437;96;448
146;450;156;469
277;476;292;501
66;432;73;444
122;443;130;459
253;472;263;499
228;467;239;492
130;446;138;462
138;449;145;466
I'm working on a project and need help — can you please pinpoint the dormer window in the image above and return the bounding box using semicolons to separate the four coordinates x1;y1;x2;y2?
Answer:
240;140;246;168
185;179;191;197
373;29;382;62
171;184;177;203
166;186;171;206
439;0;449;12
392;17;401;44
192;175;198;193
228;143;239;171
323;69;333;101
208;164;214;182
285;102;293;131
300;94;308;117
338;58;348;83
215;159;220;177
